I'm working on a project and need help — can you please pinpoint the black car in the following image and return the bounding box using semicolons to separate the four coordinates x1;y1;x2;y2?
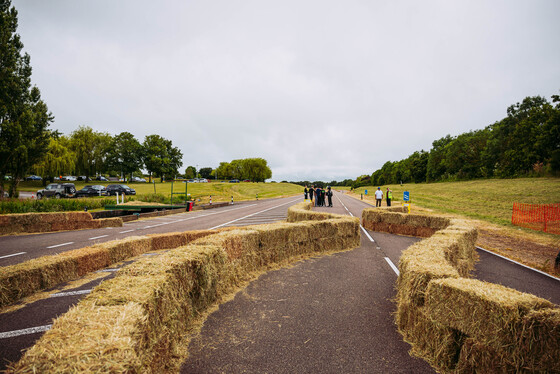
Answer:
36;183;76;199
26;175;42;181
75;185;107;198
95;176;109;181
105;184;136;196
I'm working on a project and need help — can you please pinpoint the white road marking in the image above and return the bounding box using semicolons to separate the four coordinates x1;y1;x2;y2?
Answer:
360;226;375;242
384;257;400;276
0;252;26;260
88;235;108;240
476;246;560;281
50;289;91;298
46;242;74;249
96;268;120;273
210;199;300;229
0;325;52;339
119;229;135;234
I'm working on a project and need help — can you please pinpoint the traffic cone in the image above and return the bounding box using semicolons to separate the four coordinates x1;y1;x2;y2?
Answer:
31;194;35;199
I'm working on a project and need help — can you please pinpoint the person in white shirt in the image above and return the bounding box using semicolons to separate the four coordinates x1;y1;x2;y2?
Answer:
374;187;383;207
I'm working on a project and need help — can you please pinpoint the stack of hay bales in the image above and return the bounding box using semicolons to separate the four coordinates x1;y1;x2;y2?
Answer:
0;231;219;308
362;207;560;372
11;202;360;372
0;212;122;236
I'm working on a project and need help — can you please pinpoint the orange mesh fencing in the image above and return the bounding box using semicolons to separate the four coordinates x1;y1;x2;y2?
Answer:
511;203;560;235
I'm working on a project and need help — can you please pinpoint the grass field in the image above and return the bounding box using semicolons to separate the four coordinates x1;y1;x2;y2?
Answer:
14;181;304;205
348;178;560;275
350;178;560;226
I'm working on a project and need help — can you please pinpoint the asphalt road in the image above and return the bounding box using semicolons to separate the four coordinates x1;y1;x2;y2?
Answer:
1;192;558;372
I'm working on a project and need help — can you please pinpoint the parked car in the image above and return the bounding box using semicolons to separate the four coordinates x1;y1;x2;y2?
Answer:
95;175;108;181
105;184;136;196
36;183;76;199
61;176;77;181
229;179;240;183
25;175;42;181
187;179;195;183
77;176;89;181
130;176;147;183
74;185;107;198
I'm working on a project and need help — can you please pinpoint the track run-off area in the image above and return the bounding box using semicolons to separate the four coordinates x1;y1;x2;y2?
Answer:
1;191;558;372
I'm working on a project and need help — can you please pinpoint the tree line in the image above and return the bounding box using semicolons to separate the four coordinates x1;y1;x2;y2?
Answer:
365;94;560;188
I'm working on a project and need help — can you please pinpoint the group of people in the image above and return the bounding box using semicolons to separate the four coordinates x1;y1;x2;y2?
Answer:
304;186;333;207
374;187;393;207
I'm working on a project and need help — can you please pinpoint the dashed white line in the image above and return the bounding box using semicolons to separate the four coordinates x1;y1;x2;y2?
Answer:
88;235;108;240
119;229;135;234
384;257;400;276
50;289;92;298
46;242;74;249
96;268;120;273
210;198;300;229
0;252;26;260
360;226;375;242
0;325;52;339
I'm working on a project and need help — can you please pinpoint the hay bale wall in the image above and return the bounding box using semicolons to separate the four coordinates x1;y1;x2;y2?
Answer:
11;210;360;373
0;231;219;308
0;212;123;236
363;207;560;372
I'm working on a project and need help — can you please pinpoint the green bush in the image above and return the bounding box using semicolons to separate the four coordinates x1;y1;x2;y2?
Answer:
0;198;114;214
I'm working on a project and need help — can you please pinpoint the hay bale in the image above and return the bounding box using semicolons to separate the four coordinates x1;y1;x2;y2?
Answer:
455;338;514;373
95;236;153;264
12;300;145;373
396;302;464;372
515;308;560;372
397;241;460;306
425;278;553;350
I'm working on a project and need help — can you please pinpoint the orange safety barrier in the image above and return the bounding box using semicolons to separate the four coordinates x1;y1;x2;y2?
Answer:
511;202;560;235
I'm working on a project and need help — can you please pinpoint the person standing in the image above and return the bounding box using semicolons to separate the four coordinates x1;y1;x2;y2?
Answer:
320;188;326;207
315;186;321;206
374;187;383;207
309;186;314;204
386;187;393;207
304;186;308;200
326;186;333;207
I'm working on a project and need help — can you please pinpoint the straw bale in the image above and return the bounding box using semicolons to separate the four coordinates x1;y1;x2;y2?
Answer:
60;246;112;276
12;300;145;373
396;302;464;372
398;243;460;306
96;235;153;263
98;217;123;228
455;338;513;373
425;278;553;349
515;308;560;372
149;232;190;251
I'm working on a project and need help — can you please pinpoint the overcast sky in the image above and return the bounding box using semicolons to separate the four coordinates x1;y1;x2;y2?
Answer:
12;0;560;182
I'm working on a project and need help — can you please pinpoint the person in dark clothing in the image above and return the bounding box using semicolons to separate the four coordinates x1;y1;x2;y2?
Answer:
304;186;308;200
309;186;314;204
315;186;321;206
320;188;326;207
326;187;333;207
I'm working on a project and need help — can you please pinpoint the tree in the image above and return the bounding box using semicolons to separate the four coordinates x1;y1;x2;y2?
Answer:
107;132;143;180
0;0;52;196
427;135;453;182
34;136;75;185
69;126;111;179
198;167;213;179
142;134;183;182
184;165;196;179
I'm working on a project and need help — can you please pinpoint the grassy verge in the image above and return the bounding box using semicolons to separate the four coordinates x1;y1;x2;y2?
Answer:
347;178;560;276
3;182;304;214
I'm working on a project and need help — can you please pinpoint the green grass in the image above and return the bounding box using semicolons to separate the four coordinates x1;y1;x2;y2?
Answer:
3;181;304;213
352;178;560;226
